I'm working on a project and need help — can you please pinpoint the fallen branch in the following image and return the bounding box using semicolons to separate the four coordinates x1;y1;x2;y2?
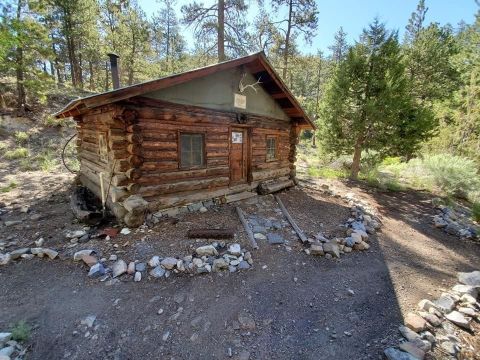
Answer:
235;206;258;249
274;195;308;244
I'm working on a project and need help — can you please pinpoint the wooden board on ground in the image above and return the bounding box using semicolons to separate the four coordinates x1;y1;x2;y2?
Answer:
235;206;259;249
187;228;235;239
274;195;308;244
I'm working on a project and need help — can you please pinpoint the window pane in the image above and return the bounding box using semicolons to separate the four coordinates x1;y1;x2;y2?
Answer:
180;133;204;168
266;137;276;160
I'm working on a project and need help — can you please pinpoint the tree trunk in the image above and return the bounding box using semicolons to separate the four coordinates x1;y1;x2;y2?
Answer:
15;0;26;113
217;0;225;62
312;130;316;147
89;61;95;90
350;140;362;180
282;0;293;79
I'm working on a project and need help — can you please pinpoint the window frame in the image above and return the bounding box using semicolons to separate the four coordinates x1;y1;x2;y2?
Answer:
178;131;206;170
265;135;278;162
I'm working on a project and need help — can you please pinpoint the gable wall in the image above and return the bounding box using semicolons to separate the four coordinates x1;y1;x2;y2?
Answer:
143;67;290;121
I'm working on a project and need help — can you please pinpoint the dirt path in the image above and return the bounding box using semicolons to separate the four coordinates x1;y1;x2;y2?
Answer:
1;177;479;359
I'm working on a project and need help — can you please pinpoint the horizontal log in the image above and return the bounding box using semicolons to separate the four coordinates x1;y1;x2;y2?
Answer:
138;166;229;184
126;168;142;180
187;228;235;239
251;167;291;181
258;179;294;195
139;176;230;197
141;141;177;151
141;161;178;171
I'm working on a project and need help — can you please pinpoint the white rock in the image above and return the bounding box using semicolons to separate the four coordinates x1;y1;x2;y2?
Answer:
452;284;478;298
112;260;127;277
148;256;160;267
199;206;208;213
228;243;242;256
418;299;437;312
120;228;131;235
161;257;177;270
127;262;136;275
34;237;44;247
0;346;15;357
195;245;218;256
134;272;142;282
43;248;58;259
73;250;94;261
458;271;480;286
81;315;96;328
0;332;12;347
66;230;87;239
460;293;477;305
254;233;266;240
109;254;118;261
0;253;11;266
445;311;470;329
30;247;45;257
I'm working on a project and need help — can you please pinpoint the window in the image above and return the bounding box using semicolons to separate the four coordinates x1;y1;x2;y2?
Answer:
266;136;277;161
180;133;205;168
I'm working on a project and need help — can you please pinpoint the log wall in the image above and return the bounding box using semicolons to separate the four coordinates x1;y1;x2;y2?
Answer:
76;97;300;221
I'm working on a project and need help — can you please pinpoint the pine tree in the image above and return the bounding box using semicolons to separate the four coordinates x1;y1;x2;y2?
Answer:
328;27;348;63
320;19;433;178
181;0;250;62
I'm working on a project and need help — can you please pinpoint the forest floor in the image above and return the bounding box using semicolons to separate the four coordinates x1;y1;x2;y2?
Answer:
0;119;479;359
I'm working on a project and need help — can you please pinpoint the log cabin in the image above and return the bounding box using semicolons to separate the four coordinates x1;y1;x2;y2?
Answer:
54;52;315;227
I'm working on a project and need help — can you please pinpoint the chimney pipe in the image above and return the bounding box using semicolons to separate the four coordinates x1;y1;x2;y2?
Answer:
107;53;120;90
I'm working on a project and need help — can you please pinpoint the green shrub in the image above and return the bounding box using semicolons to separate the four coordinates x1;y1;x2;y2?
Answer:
14;131;29;144
307;166;348;179
11;320;31;342
0;143;7;152
472;202;480;222
4;147;29;160
382;156;402;166
422;154;480;198
0;181;17;193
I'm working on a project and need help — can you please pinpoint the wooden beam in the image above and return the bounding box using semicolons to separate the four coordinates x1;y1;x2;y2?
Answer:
235;206;258;249
274;195;308;244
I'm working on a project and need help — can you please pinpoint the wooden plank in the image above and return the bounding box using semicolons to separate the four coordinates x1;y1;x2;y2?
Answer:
187;229;235;239
274;195;308;244
235;206;258;249
258;179;294;195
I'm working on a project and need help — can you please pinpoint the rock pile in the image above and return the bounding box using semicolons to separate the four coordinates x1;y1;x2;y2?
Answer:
432;201;478;241
0;331;27;360
72;242;253;283
148;243;253;278
384;270;480;359
305;194;382;259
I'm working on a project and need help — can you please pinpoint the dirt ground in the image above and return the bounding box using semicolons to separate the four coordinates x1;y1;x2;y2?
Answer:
1;163;480;359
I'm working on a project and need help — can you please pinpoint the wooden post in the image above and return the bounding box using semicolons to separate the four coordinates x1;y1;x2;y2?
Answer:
274;195;308;244
235;206;258;249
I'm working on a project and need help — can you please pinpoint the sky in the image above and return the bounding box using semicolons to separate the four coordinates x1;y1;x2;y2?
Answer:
137;0;479;55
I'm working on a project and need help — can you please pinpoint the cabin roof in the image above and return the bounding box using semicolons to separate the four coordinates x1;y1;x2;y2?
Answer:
54;51;314;129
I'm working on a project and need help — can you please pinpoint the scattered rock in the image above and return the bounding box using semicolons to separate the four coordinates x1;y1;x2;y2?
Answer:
43;248;58;259
195;245;218;256
9;248;29;260
73;250;94;261
148;256;160;267
238;350;250;360
135;262;146;272
120;228;131;235
81;315;96;328
34;237;44;247
417;299;436;312
398;342;425;360
310;244;324;256
405;313;427;332
127;262;136;274
266;233;285;244
0;333;12;347
109;254;118;261
434;295;456;313
150;266;166;278
134;272;141;282
254;233;266;240
228;243;241;256
161;257;177;270
81;254;98;267
452;284;478;298
323;242;340;258
238;261;250;270
399;325;422;342
112;260;127;277
445;311;471;330
458;271;480;287
0;253;11;266
418;312;441;327
212;258;229;272
384;347;418;360
88;263;106;278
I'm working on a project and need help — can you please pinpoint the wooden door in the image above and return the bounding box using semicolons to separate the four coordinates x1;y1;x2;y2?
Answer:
230;128;247;184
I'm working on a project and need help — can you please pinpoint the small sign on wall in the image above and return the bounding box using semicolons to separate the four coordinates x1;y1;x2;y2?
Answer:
232;132;243;143
234;93;246;109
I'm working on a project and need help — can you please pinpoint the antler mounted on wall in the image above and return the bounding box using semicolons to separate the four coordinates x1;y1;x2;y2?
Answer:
239;73;262;93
